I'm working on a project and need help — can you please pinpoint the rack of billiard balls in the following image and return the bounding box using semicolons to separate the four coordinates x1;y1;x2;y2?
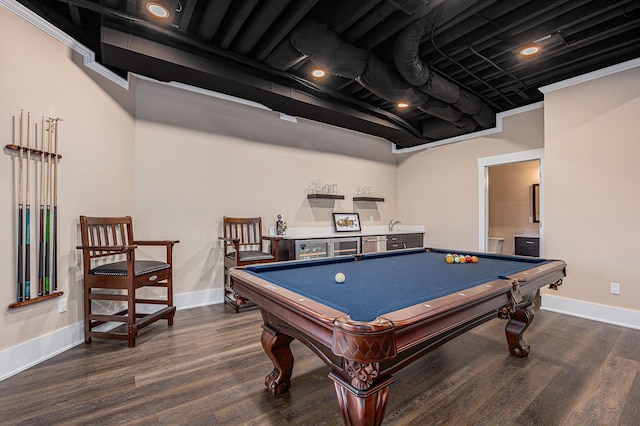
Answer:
445;253;479;264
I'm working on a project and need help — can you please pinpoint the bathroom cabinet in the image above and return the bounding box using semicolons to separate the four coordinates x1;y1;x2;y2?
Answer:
514;236;539;257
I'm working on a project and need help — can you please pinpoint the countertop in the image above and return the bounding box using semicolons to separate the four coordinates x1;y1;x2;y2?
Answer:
265;225;425;240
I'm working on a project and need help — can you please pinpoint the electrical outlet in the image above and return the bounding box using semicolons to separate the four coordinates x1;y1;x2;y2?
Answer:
58;297;68;313
610;283;620;295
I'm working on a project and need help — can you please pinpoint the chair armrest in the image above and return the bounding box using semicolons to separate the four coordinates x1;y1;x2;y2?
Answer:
218;236;241;256
218;237;240;243
261;236;282;261
76;245;137;251
131;240;178;264
133;240;180;246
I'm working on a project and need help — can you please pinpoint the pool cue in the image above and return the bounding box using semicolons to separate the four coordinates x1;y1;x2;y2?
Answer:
25;113;32;300
38;117;45;297
52;118;61;292
16;111;24;302
44;118;52;295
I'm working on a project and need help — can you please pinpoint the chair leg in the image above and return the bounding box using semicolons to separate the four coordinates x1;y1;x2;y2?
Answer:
128;329;137;348
84;286;92;344
167;274;174;327
128;280;137;348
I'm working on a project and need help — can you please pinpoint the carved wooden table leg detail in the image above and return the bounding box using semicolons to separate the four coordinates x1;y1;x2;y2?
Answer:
505;306;533;358
330;371;394;426
261;325;295;396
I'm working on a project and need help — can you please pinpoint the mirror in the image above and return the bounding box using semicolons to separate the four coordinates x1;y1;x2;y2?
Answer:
532;183;540;223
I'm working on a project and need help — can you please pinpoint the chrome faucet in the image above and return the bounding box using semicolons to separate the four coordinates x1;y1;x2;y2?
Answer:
389;220;401;231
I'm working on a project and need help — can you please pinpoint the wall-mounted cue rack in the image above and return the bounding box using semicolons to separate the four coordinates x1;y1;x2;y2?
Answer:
4;110;64;309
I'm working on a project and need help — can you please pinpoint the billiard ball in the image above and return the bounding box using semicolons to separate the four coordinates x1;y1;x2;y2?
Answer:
335;272;346;283
465;255;472;263
445;254;454;263
471;256;479;263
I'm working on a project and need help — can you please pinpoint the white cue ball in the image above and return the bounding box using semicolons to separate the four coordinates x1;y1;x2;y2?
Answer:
335;272;346;283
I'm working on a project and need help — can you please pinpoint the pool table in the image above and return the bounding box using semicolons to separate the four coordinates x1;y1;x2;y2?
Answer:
229;248;566;426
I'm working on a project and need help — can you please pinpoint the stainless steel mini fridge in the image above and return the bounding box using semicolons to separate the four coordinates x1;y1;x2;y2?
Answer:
295;237;360;260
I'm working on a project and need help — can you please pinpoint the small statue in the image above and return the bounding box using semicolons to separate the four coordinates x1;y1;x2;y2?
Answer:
276;214;287;235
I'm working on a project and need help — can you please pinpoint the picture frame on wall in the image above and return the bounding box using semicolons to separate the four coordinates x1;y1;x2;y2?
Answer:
333;213;361;232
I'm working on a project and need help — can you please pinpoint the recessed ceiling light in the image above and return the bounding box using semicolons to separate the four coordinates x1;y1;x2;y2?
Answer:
398;102;409;108
146;2;170;18
311;69;327;78
520;45;540;56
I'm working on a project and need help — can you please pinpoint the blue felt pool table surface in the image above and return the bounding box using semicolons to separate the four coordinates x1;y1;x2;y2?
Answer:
244;248;550;322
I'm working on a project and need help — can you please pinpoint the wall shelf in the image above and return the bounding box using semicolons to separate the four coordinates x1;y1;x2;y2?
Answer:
353;196;384;202
9;291;64;309
307;194;345;200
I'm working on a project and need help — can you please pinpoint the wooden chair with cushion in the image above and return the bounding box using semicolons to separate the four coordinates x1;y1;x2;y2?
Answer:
77;216;178;347
220;216;280;312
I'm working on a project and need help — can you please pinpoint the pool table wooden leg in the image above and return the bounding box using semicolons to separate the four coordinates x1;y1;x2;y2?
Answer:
505;305;533;358
261;325;295;396
329;371;394;426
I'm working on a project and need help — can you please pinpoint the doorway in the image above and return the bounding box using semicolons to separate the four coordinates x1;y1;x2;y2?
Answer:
477;149;544;255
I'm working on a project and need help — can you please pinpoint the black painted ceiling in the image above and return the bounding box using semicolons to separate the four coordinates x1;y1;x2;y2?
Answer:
17;0;640;148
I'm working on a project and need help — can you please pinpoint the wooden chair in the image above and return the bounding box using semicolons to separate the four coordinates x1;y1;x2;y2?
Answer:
220;217;280;312
77;216;178;347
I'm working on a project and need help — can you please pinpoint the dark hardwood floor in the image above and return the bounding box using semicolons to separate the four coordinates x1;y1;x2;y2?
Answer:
1;302;638;425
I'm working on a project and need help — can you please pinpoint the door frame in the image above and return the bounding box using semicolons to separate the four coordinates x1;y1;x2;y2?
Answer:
477;149;544;254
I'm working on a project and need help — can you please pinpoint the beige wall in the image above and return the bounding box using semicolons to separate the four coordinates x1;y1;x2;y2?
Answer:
489;161;540;255
0;6;135;351
544;66;640;310
132;79;398;296
397;108;544;251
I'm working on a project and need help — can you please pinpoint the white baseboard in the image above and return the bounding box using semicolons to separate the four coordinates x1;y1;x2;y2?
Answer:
0;321;84;382
0;288;225;381
175;287;224;310
541;293;640;330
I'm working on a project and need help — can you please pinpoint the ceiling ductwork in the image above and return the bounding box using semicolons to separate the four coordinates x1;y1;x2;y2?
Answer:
290;19;496;140
15;0;640;148
394;17;495;130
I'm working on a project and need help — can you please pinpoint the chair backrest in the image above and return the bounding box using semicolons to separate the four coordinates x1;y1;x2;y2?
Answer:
79;216;135;261
222;217;265;254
